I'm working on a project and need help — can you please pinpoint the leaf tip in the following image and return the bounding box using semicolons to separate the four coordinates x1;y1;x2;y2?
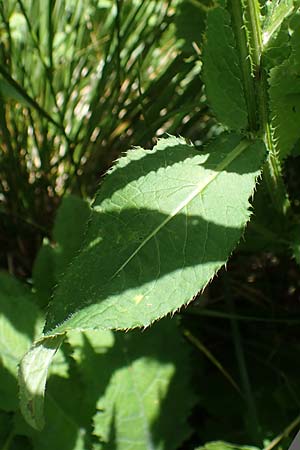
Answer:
18;334;65;430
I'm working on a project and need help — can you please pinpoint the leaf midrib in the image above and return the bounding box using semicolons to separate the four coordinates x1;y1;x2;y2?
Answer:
110;139;250;280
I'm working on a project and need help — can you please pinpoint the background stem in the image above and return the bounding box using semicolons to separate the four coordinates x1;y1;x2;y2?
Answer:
224;274;262;446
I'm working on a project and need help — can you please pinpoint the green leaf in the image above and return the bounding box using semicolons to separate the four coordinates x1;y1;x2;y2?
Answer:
70;319;193;449
52;194;91;277
31;394;87;450
290;224;300;265
195;442;259;450
18;334;65;430
202;4;248;130
289;10;300;71
15;373;89;450
19;134;265;429
241;178;288;254
0;411;13;446
15;340;86;448
262;0;294;49
46;134;264;334
0;273;43;411
269;63;300;159
32;195;91;305
268;11;300;158
0;271;69;429
262;21;291;69
175;0;206;55
0;78;31;105
0;66;60;128
32;241;56;307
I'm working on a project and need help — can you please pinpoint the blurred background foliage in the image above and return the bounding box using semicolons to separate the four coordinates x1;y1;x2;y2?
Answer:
0;0;215;278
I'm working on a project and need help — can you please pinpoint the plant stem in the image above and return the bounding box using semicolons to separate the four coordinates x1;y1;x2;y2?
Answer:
263;415;300;450
0;65;62;130
1;430;14;450
245;0;261;67
184;329;242;395
115;0;122;92
187;308;300;324
243;0;291;215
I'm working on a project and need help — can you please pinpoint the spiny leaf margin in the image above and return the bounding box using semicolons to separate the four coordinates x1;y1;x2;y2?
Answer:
202;1;248;130
45;133;265;335
19;133;265;430
268;8;300;158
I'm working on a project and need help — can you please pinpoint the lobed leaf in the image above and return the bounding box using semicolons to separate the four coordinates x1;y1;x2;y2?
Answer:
19;133;265;429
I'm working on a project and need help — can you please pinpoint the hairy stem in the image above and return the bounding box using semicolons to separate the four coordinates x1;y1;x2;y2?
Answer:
242;0;290;215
